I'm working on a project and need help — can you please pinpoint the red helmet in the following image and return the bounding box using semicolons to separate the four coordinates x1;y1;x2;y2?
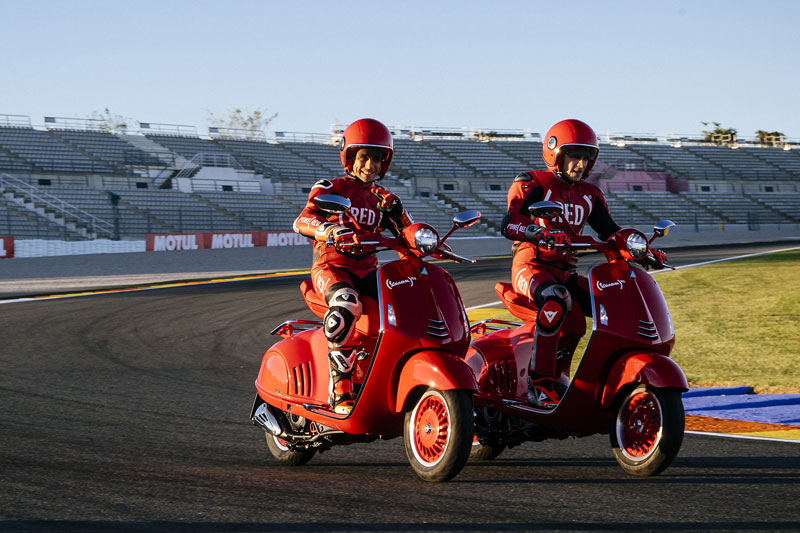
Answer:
542;119;599;177
339;118;394;177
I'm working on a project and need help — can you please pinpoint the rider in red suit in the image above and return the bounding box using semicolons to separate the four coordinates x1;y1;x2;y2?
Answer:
293;118;412;414
502;119;666;408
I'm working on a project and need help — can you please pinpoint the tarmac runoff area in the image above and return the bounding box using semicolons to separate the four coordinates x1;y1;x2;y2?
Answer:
1;230;800;441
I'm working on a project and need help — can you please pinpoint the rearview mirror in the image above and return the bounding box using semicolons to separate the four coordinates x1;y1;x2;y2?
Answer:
653;219;676;238
313;194;351;214
529;201;563;220
453;210;481;229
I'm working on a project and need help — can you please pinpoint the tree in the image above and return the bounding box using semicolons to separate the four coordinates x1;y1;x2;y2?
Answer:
701;121;737;146
89;108;135;132
207;107;278;139
755;130;785;147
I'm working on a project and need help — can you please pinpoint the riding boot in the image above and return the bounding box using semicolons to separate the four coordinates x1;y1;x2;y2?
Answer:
328;347;356;415
527;328;561;408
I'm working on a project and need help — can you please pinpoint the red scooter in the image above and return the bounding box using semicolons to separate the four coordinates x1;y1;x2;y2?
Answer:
465;201;687;476
251;195;480;482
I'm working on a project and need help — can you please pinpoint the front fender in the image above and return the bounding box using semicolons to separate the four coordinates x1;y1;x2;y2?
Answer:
395;351;477;414
601;352;688;408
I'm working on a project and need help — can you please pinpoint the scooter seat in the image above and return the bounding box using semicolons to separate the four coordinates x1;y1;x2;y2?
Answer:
495;282;539;322
300;279;329;317
299;280;380;336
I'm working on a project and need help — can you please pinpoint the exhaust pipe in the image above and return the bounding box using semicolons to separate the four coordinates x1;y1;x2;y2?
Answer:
252;403;284;437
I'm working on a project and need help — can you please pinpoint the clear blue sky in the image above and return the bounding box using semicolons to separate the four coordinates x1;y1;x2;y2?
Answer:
4;0;799;138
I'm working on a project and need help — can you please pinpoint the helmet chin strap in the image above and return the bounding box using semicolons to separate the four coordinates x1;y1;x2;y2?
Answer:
345;172;383;184
553;170;574;184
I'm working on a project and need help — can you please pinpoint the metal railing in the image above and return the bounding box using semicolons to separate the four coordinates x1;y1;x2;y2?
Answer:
0;173;114;238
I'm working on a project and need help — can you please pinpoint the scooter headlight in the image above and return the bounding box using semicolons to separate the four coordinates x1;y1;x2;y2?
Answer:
414;227;440;255
626;233;648;260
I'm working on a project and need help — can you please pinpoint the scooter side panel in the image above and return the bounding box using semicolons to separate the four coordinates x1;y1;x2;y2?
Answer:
468;323;534;399
255;328;329;405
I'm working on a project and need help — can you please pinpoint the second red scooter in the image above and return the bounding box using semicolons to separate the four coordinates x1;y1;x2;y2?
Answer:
466;201;687;476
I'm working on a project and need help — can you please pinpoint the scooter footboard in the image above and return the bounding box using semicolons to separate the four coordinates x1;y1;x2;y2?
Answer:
395;351;477;413
601;352;689;408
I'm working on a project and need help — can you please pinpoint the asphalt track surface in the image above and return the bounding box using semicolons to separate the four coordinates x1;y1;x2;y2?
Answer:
2;244;799;532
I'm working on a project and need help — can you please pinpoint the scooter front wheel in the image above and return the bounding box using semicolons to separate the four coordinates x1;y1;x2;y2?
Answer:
610;385;684;476
404;389;473;482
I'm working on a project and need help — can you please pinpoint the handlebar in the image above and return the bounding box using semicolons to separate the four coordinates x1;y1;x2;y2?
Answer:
534;229;674;270
327;226;475;263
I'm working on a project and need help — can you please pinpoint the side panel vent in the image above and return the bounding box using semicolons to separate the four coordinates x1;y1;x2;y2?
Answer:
427;319;449;339
637;320;658;339
291;361;312;397
489;359;516;394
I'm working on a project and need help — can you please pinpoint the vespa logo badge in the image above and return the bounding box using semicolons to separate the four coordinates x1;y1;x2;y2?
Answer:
547;136;557;150
596;279;626;291
386;276;417;289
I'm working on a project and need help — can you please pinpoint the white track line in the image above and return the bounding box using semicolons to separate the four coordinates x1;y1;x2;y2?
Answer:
686;430;799;444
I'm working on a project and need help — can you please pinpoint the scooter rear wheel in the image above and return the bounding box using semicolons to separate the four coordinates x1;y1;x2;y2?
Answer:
265;432;316;466
610;385;684;476
404;389;473;482
469;436;506;461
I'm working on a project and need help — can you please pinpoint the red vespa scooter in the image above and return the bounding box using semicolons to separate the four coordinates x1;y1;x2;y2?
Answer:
465;201;687;476
251;195;481;482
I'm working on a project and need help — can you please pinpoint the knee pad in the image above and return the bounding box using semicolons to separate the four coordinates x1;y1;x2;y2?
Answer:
534;283;572;335
324;306;356;346
327;286;363;317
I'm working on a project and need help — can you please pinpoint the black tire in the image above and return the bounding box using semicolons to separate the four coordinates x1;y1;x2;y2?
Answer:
264;432;316;466
403;389;474;482
610;385;684;476
469;436;506;462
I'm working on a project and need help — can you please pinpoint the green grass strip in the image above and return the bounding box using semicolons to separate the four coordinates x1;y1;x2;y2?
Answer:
658;249;800;392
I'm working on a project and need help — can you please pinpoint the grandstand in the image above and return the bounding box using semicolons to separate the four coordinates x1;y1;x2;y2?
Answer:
1;113;799;242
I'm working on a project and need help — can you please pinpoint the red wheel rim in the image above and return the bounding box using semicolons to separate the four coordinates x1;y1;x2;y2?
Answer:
617;390;662;460
273;436;290;451
411;392;450;466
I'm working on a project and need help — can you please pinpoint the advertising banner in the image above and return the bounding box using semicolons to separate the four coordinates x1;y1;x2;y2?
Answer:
146;231;309;252
0;236;13;259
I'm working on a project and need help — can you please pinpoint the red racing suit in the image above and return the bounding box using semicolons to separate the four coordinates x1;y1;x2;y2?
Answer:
293;176;411;300
502;169;620;378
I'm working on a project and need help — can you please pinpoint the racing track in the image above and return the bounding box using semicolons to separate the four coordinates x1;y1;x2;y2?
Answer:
2;244;799;532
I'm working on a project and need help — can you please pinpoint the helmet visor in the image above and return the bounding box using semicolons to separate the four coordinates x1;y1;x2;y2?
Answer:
561;145;598;161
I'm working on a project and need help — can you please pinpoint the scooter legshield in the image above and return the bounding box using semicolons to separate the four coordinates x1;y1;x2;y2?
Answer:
395;350;477;413
601;351;689;408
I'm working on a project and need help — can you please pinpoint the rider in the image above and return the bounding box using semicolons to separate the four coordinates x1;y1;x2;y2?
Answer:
293;118;412;415
501;119;667;408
